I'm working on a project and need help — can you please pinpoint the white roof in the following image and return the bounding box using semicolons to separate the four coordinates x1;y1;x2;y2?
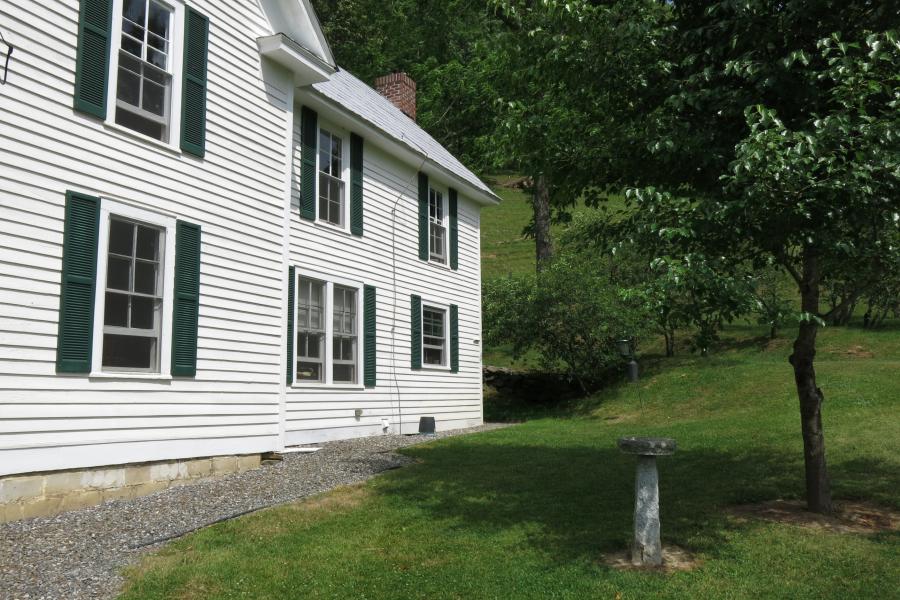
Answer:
311;69;499;204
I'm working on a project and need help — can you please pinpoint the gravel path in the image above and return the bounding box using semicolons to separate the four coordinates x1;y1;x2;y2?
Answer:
0;424;507;600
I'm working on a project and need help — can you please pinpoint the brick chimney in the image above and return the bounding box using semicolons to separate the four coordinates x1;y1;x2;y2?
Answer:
374;72;417;121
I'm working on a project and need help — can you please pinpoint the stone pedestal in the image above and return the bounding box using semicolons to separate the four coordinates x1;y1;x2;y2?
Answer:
618;436;676;567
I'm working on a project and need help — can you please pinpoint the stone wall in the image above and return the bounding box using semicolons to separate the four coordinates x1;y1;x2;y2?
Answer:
483;366;586;402
0;454;261;523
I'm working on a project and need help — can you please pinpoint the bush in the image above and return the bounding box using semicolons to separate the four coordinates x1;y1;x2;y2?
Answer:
483;255;649;392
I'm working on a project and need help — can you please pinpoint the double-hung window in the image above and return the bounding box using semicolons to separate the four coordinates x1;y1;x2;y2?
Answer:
102;218;164;371
422;305;446;366
90;200;179;376
56;193;200;378
115;0;175;141
297;278;326;382
295;275;361;385
318;129;345;227
429;187;447;264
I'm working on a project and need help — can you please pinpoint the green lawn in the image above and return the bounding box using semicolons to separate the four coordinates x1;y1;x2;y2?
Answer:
479;177;537;279
120;323;899;599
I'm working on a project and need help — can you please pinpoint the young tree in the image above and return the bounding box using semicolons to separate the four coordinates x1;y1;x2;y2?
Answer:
488;0;670;270
620;30;899;513
753;265;795;340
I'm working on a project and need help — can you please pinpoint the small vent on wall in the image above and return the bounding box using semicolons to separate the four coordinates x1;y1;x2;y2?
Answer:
418;416;436;435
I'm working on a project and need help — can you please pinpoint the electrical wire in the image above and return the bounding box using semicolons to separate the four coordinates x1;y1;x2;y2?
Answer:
0;30;13;85
388;133;428;436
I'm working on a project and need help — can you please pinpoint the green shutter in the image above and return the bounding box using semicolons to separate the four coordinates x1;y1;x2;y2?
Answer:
449;188;459;270
410;294;422;370
450;304;459;373
180;7;209;157
73;0;113;119
418;172;428;261
350;133;364;236
364;285;376;387
299;107;318;220
56;191;101;373
171;221;201;377
286;266;295;385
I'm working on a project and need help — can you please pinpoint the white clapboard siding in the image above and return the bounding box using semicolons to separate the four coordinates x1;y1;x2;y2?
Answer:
285;93;485;444
1;0;492;476
0;0;291;476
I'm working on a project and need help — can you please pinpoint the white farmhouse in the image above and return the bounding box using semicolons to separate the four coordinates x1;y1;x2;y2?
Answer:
0;0;498;521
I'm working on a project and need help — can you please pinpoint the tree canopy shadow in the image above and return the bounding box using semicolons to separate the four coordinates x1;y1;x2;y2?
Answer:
373;436;898;565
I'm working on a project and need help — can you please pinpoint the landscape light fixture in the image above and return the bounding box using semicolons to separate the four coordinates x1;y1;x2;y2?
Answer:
617;338;640;383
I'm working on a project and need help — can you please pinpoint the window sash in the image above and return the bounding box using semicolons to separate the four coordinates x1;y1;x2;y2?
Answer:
318;129;342;177
429;223;446;262
297;277;327;382
428;188;446;262
114;0;174;141
121;0;172;68
332;286;357;383
297;331;325;382
421;306;446;366
101;217;164;372
318;172;345;227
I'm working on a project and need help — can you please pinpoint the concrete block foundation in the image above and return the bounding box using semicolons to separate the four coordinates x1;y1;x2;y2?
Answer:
0;454;262;523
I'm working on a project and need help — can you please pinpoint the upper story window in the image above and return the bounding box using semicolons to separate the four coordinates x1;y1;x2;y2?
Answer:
429;187;447;264
318;129;345;227
115;0;174;141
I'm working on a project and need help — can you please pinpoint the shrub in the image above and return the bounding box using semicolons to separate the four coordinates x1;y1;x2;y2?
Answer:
483;255;649;392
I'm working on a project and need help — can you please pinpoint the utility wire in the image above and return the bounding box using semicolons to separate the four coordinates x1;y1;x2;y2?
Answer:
389;133;428;435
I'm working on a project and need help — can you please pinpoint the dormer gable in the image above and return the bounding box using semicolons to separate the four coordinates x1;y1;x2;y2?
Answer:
258;0;336;86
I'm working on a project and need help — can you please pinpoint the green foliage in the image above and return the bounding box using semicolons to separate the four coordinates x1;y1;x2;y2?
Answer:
487;0;670;208
564;213;756;357
312;0;502;171
483;256;649;389
752;264;796;339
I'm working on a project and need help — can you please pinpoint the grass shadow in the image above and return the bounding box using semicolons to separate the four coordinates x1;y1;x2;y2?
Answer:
382;433;898;566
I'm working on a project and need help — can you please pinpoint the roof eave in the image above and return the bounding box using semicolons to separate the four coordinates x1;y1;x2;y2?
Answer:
258;34;336;86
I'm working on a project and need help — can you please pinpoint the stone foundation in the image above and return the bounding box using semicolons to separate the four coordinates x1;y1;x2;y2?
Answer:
0;454;261;523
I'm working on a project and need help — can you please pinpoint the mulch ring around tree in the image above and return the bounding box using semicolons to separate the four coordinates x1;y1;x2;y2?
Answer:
728;499;898;534
600;546;702;573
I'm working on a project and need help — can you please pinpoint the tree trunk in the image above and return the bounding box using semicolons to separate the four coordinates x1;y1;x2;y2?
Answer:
532;173;553;271
788;250;834;514
770;323;777;340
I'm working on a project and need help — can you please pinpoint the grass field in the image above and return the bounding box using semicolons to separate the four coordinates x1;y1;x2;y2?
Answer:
479;175;624;280
120;322;899;599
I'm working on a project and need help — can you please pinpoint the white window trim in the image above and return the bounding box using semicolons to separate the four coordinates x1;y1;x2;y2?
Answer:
420;299;451;371
105;0;185;151
90;199;177;379
314;119;351;233
428;183;450;268
292;268;364;389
